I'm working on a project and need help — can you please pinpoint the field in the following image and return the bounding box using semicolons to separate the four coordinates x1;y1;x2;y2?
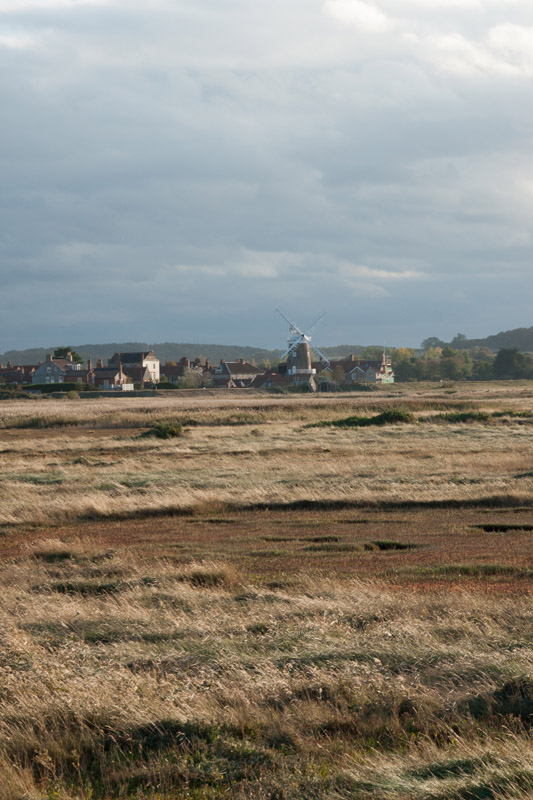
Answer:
0;382;532;799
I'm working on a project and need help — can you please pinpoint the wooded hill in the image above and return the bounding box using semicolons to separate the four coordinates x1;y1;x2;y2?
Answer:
2;325;531;365
0;342;367;366
425;326;533;353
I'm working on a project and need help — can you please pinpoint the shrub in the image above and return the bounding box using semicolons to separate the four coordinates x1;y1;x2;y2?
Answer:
0;389;32;400
29;383;96;393
142;421;183;439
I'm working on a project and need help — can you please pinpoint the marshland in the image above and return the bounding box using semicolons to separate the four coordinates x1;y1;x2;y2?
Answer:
0;382;532;798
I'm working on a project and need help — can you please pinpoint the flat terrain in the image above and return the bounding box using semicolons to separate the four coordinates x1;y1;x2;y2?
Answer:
0;383;532;798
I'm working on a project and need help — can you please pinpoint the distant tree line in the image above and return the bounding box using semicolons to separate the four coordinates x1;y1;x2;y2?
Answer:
392;346;533;382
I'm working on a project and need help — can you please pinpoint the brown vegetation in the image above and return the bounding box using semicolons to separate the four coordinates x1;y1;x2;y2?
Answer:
0;383;531;798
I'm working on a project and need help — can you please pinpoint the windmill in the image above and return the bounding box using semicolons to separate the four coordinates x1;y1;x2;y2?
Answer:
276;309;330;391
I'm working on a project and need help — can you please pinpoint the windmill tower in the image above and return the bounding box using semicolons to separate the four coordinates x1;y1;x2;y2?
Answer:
276;309;330;392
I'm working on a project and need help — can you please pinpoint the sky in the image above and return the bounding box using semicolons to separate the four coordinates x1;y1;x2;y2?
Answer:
1;0;532;351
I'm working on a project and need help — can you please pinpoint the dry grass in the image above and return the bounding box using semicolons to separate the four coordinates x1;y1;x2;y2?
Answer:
0;384;532;528
0;539;532;798
0;383;531;797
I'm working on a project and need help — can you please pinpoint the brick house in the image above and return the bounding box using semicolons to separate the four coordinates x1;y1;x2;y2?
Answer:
210;359;264;388
0;362;37;385
160;357;209;384
93;362;132;390
319;353;394;384
63;361;95;385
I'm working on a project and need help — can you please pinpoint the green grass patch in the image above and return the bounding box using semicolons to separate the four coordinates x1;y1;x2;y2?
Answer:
492;409;533;418
475;523;533;532
6;472;64;485
303;543;360;552
433;411;492;423
431;564;531;578
299;535;340;543
364;540;417;551
32;548;74;563
306;409;415;429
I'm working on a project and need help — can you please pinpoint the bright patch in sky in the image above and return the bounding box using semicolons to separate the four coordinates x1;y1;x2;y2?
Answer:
323;0;394;32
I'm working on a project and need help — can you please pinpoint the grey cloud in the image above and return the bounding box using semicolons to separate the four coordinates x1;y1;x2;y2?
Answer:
0;0;532;350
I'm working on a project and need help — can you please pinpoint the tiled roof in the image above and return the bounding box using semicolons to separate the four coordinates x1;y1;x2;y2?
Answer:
109;352;157;363
123;366;150;381
94;368;121;378
222;361;264;375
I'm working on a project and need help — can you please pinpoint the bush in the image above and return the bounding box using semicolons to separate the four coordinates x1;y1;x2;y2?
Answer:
0;389;32;400
29;383;96;393
142;421;183;439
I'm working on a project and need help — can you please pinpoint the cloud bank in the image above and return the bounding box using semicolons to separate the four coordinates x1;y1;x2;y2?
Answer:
0;0;532;349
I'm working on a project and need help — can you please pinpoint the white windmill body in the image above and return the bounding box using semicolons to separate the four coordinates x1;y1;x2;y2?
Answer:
276;310;330;391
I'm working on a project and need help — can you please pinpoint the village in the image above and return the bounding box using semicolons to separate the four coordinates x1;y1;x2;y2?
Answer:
0;345;394;392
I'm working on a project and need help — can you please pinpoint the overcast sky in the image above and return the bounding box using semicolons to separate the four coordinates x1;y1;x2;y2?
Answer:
1;0;532;350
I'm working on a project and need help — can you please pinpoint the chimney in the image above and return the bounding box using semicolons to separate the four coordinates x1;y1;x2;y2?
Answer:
46;353;52;362
97;358;104;369
220;359;225;365
67;351;73;362
205;359;209;370
119;361;124;382
87;358;93;372
350;354;355;362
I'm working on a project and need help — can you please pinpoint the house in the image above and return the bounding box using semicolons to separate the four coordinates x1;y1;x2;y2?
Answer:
93;362;133;390
63;358;95;385
210;359;264;388
319;353;394;384
345;353;394;384
0;362;37;385
160;357;209;384
108;351;160;383
252;370;292;390
119;365;151;386
31;351;96;385
32;354;67;384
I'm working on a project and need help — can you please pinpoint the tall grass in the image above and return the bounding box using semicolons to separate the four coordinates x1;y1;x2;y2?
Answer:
0;543;531;798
